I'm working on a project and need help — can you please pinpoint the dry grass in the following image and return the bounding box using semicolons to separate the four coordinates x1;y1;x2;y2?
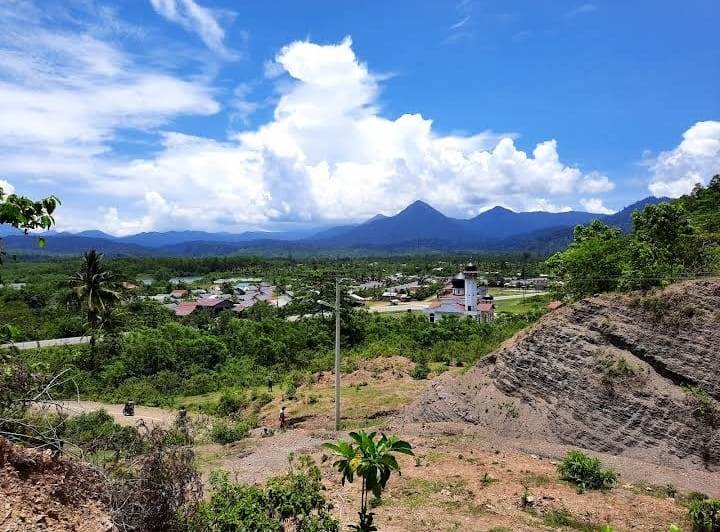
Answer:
321;433;693;531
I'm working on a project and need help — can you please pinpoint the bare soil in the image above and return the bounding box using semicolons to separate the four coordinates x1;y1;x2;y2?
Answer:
195;347;718;531
0;438;112;532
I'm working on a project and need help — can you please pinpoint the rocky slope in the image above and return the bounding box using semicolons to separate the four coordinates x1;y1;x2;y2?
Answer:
406;279;720;471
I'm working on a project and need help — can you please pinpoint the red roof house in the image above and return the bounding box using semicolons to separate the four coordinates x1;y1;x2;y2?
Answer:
196;298;235;313
175;302;198;317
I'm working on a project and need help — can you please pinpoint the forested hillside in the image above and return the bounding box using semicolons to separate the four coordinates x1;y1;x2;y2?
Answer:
547;176;720;298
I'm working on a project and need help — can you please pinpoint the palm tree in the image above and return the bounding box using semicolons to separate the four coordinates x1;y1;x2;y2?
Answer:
70;250;120;329
324;431;413;531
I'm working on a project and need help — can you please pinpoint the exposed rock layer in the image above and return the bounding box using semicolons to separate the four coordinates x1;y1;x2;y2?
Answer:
406;280;720;471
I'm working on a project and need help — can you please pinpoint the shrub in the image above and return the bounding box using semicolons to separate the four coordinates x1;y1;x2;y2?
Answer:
284;381;298;400
109;425;201;531
411;362;430;380
250;389;273;407
411;352;431;380
595;352;637;387
210;419;251;444
213;390;249;417
64;410;141;457
184;372;217;396
689;498;720;532
684;386;720;427
557;450;617;491
190;455;338;531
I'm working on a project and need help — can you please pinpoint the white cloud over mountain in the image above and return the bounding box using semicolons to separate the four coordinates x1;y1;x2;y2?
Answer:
11;3;711;236
90;37;619;233
579;197;613;215
648;121;720;198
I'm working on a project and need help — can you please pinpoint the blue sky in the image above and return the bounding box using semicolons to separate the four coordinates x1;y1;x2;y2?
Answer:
0;0;718;234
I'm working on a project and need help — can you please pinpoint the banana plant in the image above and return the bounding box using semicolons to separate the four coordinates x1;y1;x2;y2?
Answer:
323;431;413;532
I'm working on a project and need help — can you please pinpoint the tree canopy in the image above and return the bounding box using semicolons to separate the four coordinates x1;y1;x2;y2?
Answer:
548;178;720;298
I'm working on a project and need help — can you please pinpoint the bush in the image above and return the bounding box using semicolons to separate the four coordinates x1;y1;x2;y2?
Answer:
250;389;273;407
213;390;249;417
109;426;201;531
190;455;338;531
210;419;251;444
557;450;617;491
689;498;720;532
184;371;217;396
64;410;141;457
684;386;720;427
283;381;298;400
411;362;430;380
411;352;430;380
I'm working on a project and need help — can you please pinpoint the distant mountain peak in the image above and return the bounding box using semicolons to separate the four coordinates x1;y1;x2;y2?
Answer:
484;206;514;214
399;199;445;216
363;213;388;224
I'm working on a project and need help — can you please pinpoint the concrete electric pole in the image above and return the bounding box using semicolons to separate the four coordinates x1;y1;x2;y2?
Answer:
334;277;341;431
317;277;342;431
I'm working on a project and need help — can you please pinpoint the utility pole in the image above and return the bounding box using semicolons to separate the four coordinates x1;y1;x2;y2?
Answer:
316;278;342;431
334;277;341;431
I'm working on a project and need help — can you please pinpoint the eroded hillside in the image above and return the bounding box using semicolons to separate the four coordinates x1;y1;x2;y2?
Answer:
406;279;720;471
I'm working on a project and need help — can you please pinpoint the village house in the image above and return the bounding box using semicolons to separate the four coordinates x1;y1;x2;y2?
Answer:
357;280;384;290
175;301;197;317
196;297;235;313
174;296;234;317
423;263;495;323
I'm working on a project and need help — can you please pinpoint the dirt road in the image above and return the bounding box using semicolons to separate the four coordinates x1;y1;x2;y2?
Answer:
55;400;177;427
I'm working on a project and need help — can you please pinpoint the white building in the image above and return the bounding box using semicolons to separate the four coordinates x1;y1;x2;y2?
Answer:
423;263;495;323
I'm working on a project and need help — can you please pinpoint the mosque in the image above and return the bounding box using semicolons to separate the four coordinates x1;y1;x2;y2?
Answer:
423;263;495;323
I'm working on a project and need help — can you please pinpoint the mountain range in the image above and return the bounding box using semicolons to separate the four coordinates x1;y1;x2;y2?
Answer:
0;196;669;257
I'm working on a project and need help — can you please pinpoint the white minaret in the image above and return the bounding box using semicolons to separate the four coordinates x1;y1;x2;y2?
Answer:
464;262;478;317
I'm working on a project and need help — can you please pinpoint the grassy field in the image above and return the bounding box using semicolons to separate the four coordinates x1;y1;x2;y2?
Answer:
495;294;552;314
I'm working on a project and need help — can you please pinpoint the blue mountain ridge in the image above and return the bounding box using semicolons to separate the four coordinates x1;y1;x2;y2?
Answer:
0;196;670;256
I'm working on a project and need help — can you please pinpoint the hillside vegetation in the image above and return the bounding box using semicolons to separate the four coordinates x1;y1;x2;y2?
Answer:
548;176;720;299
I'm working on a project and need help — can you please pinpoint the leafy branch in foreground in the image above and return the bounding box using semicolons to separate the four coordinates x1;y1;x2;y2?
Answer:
0;185;60;269
323;431;413;531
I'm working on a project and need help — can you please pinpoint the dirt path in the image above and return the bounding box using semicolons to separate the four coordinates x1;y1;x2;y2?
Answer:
55;400;177;427
202;427;331;484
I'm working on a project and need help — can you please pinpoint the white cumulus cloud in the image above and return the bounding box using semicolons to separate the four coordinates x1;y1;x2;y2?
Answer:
579;172;615;193
0;15;619;235
648;120;720;197
94;37;618;233
580;197;613;214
